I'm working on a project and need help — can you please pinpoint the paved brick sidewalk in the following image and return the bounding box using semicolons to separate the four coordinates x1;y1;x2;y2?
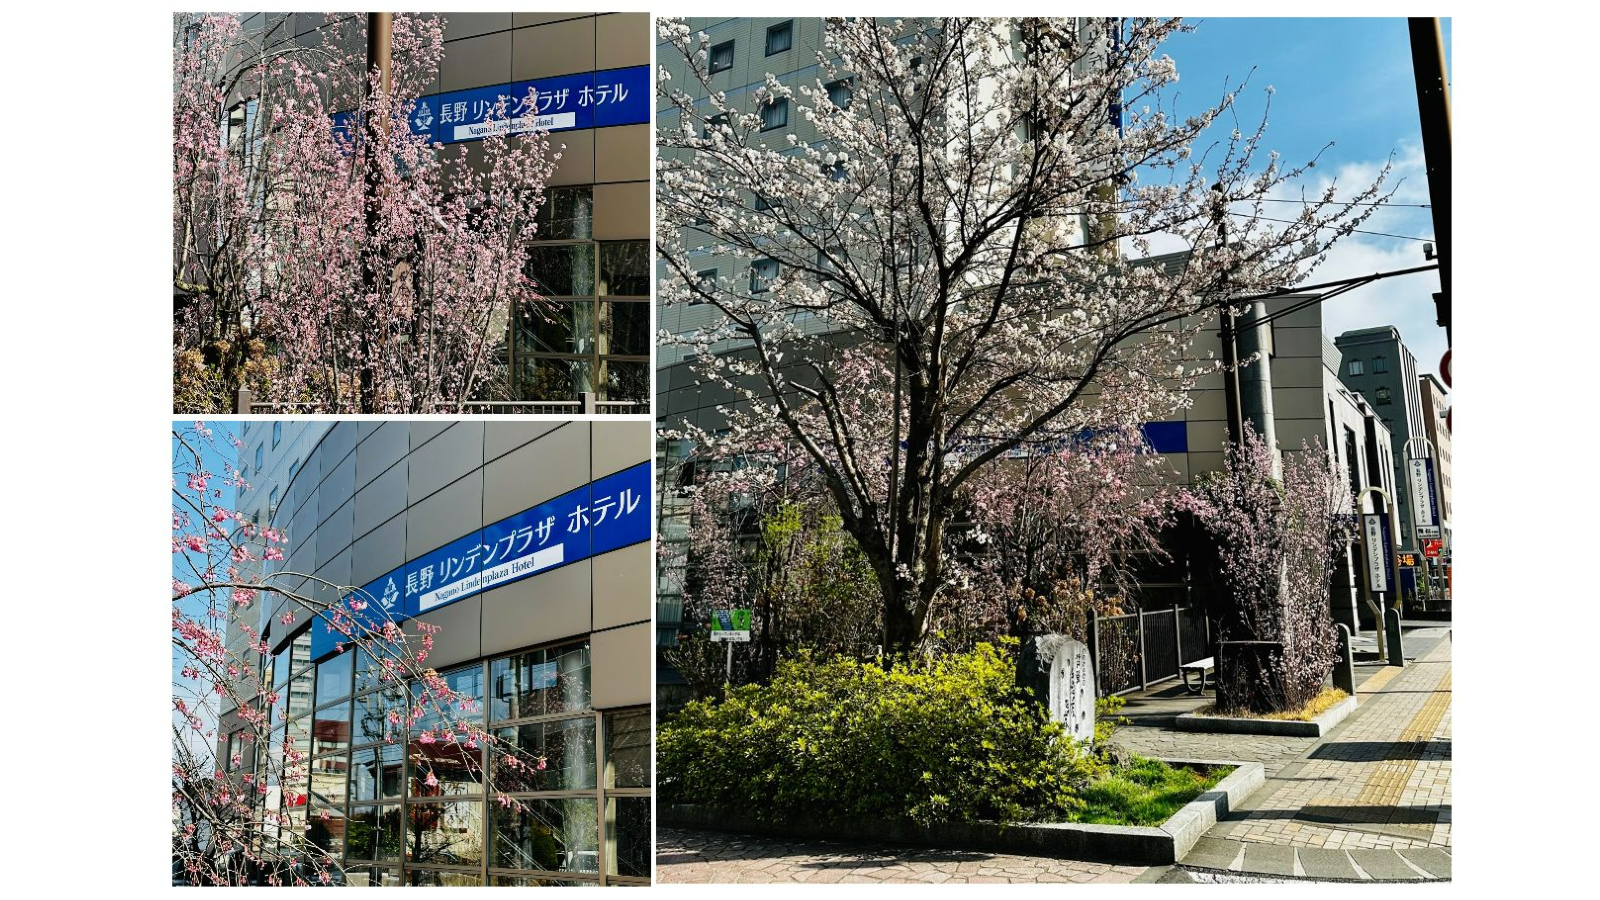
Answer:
1170;628;1453;881
1212;631;1452;851
656;828;1146;884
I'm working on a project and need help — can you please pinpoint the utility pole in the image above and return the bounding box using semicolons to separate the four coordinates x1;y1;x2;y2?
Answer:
1409;17;1451;348
1213;184;1245;446
360;14;394;414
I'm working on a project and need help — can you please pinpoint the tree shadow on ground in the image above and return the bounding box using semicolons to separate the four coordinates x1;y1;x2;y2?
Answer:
1307;740;1450;762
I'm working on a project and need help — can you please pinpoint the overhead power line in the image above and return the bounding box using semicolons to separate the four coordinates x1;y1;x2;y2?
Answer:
1238;197;1433;209
1228;208;1433;240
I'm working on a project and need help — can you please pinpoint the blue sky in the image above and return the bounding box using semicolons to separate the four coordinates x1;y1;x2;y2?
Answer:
172;421;242;742
1144;17;1452;386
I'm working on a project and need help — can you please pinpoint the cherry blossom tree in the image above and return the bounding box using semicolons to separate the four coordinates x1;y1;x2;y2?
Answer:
657;17;1390;652
171;423;551;885
954;424;1175;640
1177;427;1354;712
173;13;557;414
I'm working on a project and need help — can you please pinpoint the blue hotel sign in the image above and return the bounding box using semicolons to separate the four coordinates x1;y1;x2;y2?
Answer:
333;65;649;148
312;461;650;661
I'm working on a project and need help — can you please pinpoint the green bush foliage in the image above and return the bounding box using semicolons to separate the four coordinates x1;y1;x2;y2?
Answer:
657;642;1105;825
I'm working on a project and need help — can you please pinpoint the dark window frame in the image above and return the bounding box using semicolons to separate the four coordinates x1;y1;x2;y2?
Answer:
765;20;794;56
760;97;788;132
709;40;734;73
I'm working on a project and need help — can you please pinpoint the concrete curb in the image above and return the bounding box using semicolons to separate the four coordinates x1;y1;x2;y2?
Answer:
660;758;1265;866
1174;696;1357;738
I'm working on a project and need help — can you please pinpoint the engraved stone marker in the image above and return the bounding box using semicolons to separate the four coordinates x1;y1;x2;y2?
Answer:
1019;635;1096;742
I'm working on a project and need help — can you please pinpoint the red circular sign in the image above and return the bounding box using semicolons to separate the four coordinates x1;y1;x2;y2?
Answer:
1440;349;1451;389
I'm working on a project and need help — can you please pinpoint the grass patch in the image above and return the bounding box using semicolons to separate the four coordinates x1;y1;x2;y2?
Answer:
1063;756;1233;826
1194;687;1350;722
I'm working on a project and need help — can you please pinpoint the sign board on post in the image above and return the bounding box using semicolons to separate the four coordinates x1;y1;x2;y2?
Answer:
1423;539;1444;559
1396;550;1419;568
1363;513;1393;594
710;609;753;642
1408;457;1441;535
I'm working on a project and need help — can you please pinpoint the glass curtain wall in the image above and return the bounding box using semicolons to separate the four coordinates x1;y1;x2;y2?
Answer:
516;187;649;403
236;628;650;886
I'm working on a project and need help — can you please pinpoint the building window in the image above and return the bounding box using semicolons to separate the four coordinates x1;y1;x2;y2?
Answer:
289;458;301;479
701;112;729;139
766;20;794;55
1376;386;1392;405
817;247;846;282
760;98;788;132
1347;359;1364;377
273;421;282;448
750;258;779;293
599;241;649;298
826;78;853;110
533;187;593;241
691;269;717;305
709;40;734;73
526;244;597;298
268;487;280;520
754;192;775;211
255;444;265;472
1372;355;1388;374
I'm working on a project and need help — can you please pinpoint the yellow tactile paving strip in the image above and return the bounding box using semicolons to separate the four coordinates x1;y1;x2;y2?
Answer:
1219;633;1452;851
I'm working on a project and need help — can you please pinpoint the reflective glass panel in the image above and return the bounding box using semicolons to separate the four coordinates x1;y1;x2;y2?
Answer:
599;242;649;297
520;301;596;355
405;869;483;887
353;685;405;746
306;803;346;857
492;798;599;873
600;359;648;403
599;302;648;356
346;805;403;862
409;739;483;798
410;666;485;738
490;643;590;721
491;716;597;792
405;800;485;866
603;709;650;789
605;797;651;878
312;700;351;756
526;244;596;297
308;753;348;807
315;652;353;706
351;744;405;802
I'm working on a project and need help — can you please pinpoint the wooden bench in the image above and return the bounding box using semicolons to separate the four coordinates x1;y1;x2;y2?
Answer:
1180;657;1215;694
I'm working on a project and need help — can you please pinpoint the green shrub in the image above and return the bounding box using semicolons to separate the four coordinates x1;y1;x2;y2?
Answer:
657;642;1105;825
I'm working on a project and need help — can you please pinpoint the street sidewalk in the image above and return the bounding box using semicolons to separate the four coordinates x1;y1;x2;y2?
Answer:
1131;625;1453;882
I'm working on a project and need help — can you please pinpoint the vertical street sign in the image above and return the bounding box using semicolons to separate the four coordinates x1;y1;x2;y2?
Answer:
1408;456;1441;539
1363;513;1392;593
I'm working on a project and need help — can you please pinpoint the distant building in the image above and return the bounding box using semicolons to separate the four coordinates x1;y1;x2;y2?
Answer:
1335;326;1431;550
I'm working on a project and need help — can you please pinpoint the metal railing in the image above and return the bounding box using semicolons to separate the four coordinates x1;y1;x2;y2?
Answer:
237;389;649;416
1089;605;1213;697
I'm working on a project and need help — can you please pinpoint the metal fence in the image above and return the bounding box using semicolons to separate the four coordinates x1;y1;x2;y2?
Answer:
237;389;648;416
1089;606;1213;697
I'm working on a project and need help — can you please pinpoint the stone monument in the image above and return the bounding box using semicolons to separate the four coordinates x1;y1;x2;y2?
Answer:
1018;634;1096;742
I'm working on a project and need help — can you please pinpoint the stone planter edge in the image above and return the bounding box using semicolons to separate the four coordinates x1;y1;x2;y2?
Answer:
1174;694;1358;737
659;758;1265;866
